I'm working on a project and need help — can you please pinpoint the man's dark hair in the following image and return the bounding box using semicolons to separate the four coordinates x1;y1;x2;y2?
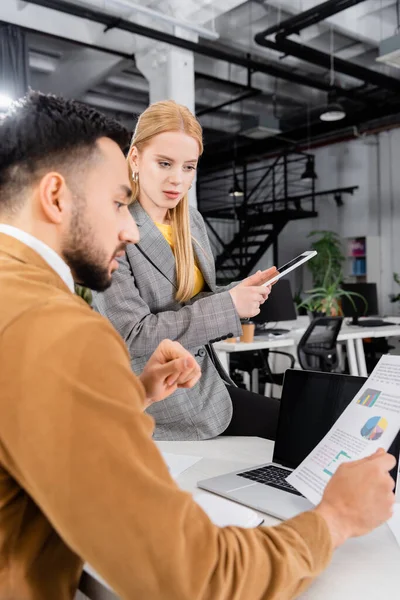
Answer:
0;90;131;214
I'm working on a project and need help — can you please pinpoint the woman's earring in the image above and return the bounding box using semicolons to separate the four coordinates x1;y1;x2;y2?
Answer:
132;171;139;183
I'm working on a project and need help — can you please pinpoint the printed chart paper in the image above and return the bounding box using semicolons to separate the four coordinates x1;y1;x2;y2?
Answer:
287;355;400;505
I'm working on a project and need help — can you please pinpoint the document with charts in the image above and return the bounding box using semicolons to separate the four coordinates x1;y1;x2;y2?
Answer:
287;355;400;505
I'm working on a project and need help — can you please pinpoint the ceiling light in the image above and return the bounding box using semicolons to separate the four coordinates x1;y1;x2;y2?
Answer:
301;156;317;181
320;102;346;122
321;29;346;122
320;91;346;122
229;173;244;197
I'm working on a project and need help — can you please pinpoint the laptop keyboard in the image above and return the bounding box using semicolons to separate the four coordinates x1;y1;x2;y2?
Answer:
238;465;302;496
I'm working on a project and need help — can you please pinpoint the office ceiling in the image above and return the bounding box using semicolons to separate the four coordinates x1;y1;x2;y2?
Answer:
2;0;400;167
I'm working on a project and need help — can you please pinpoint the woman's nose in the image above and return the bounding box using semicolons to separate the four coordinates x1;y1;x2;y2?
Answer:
168;168;183;186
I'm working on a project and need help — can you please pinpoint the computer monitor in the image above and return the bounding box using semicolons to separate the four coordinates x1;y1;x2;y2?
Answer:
341;283;379;325
253;279;297;325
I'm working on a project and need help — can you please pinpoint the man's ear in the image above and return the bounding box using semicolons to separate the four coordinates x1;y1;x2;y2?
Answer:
128;146;139;172
38;172;69;224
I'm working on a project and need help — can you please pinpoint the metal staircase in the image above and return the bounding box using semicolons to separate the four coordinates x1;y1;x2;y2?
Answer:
198;151;318;284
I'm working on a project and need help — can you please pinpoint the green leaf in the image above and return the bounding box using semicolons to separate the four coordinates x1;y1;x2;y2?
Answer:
74;284;93;306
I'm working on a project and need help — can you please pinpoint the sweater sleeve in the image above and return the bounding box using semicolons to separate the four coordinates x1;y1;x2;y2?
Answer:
93;252;242;357
0;302;332;600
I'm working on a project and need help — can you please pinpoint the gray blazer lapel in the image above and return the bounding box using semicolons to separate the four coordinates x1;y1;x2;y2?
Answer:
129;201;177;288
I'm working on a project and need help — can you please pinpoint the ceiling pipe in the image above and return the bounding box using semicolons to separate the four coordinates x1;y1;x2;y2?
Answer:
24;0;366;97
254;0;400;93
273;36;400;93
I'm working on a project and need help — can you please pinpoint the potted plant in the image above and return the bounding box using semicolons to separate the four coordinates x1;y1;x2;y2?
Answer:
389;272;400;304
298;254;367;317
293;288;307;316
307;230;345;287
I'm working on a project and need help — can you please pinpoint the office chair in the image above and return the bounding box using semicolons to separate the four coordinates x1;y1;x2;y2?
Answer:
297;316;343;372
229;349;296;393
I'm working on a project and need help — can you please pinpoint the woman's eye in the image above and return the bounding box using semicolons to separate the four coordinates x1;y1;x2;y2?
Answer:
185;165;196;171
115;202;124;210
159;161;170;168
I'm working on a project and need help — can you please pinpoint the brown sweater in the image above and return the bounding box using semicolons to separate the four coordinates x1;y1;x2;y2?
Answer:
0;233;332;600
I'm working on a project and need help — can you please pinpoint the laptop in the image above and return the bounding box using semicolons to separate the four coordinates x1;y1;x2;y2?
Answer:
198;369;400;520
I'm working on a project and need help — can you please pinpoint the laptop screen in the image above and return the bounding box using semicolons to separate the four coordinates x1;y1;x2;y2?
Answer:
274;370;400;484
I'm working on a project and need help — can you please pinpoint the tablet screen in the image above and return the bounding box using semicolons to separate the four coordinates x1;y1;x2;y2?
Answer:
278;253;313;272
264;251;317;286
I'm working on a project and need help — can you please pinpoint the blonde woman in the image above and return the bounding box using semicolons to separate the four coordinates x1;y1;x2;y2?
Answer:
93;100;280;441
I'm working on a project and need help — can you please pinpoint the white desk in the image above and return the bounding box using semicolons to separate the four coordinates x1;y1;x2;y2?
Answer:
214;316;400;379
214;336;296;393
79;437;400;600
214;336;296;373
338;319;400;376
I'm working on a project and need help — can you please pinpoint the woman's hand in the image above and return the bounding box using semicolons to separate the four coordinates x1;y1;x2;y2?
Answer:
241;267;278;287
139;339;201;407
229;267;278;319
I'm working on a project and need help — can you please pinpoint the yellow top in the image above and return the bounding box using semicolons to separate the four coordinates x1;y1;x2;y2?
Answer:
155;222;205;297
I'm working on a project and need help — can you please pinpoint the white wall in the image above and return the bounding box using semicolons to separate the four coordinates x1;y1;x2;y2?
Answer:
376;130;400;315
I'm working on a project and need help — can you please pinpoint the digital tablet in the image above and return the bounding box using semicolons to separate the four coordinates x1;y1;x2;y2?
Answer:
264;250;317;286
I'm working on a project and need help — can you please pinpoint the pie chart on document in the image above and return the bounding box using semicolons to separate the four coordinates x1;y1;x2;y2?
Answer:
360;416;388;441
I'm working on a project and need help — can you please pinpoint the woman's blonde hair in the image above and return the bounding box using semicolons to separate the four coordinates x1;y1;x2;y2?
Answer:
128;100;203;303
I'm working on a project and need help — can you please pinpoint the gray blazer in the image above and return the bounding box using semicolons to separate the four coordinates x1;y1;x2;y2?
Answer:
93;201;242;441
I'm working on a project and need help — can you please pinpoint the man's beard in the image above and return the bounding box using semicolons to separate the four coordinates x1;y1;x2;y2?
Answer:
62;203;122;292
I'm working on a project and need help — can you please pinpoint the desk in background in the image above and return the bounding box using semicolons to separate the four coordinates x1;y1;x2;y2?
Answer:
214;316;400;381
78;436;400;600
214;335;296;393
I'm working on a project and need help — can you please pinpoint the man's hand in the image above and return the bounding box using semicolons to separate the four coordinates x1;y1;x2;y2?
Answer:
314;449;396;549
139;339;201;407
229;267;278;319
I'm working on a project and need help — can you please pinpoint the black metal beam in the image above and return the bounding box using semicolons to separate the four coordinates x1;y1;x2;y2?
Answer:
196;72;251;91
196;73;303;109
3;19;136;61
196;89;261;116
254;0;400;94
24;0;367;97
274;35;400;93
247;185;359;212
201;185;359;217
